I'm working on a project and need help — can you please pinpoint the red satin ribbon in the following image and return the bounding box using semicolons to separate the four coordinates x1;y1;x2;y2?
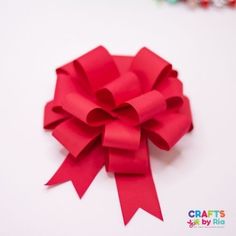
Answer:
44;46;193;225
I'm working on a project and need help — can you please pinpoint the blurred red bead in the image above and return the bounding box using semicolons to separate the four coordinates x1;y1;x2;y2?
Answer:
228;0;236;7
200;0;210;7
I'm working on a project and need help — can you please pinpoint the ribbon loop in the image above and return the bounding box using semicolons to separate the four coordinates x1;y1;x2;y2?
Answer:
62;93;113;126
53;75;81;111
73;46;120;91
130;47;172;92
144;113;191;150
179;96;194;131
56;59;78;78
115;90;166;125
96;72;142;108
156;77;183;108
106;135;149;174
103;120;141;150
52;118;102;157
43;101;68;129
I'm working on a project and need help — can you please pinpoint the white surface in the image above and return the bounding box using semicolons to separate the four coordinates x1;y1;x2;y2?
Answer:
0;0;236;235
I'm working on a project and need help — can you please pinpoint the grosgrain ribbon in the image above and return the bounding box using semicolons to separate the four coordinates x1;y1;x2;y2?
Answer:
44;46;193;225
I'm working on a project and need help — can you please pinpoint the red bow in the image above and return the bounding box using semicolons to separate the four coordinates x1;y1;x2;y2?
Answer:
44;46;193;225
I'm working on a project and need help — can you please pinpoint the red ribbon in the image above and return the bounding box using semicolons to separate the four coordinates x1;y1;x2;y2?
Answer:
44;46;193;225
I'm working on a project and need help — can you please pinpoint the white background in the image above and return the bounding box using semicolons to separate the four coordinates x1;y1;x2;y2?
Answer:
0;0;236;235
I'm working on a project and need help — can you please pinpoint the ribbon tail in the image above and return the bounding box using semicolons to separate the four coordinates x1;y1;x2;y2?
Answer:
46;141;106;198
115;166;163;225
